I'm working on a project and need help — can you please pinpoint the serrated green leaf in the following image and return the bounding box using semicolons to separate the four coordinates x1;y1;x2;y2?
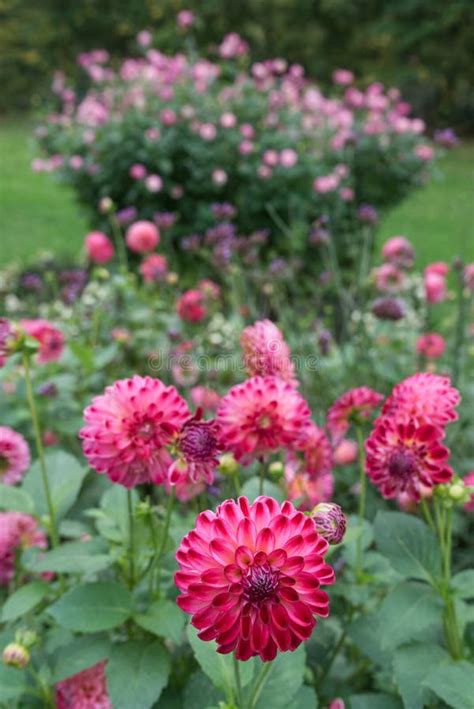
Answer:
378;582;443;651
106;640;170;709
452;570;474;599
1;581;49;622
183;672;221;709
252;644;306;709
374;511;441;585
23;539;112;575
48;582;132;632
187;624;255;694
0;484;35;514
23;450;87;520
135;599;186;645
0;665;27;702
53;634;112;682
392;642;448;709
422;661;474;709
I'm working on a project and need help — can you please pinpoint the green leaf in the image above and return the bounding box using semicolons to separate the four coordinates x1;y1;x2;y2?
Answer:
350;694;402;709
378;582;443;651
348;611;392;667
240;476;285;502
106;640;170;709
374;511;441;584
94;485;138;543
341;516;374;566
48;582;132;632
187;624;255;694
423;661;474;709
23;539;112;575
0;484;35;514
252;645;306;709
135;599;186;645
0;665;27;702
452;570;474;599
53;634;112;682
23;450;87;520
183;672;221;709
1;581;49;622
291;685;319;708
393;643;448;709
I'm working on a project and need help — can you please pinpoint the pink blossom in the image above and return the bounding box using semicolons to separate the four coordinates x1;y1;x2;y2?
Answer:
129;163;147;180
333;69;354;85
176;290;207;323
190;386;221;412
84;232;114;264
0;427;30;485
262;149;279;167
212;169;227;185
145;174;163;192
177;10;195;29
125;221;160;253
374;263;405;292
140;254;168;283
415;144;434;161
279;148;298;168
382;236;415;268
137;30;152;47
219;33;249;59
20;320;65;364
416;332;446;359
334;439;358;466
220;112;237;129
313;175;340;194
55;661;111;709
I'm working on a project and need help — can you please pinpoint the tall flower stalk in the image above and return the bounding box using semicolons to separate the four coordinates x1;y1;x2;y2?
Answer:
22;352;58;547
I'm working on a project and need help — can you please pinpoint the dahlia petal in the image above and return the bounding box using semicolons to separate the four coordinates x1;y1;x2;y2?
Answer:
209;539;235;565
237;518;257;549
235;545;254;569
255;528;276;554
280;556;305;575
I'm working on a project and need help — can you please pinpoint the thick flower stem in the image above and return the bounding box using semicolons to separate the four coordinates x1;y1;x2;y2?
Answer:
154;487;176;596
233;653;243;708
23;353;59;548
433;498;464;659
355;425;366;575
110;214;128;273
248;662;273;709
127;489;135;588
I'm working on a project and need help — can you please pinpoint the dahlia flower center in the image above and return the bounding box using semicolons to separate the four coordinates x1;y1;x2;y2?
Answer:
180;422;218;462
136;421;155;441
388;450;416;480
242;563;280;606
257;414;272;429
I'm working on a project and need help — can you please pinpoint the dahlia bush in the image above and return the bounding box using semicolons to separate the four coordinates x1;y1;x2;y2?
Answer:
34;23;435;286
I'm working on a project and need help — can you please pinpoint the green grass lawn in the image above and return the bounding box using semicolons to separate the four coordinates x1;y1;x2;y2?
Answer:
0;119;473;267
0;119;88;266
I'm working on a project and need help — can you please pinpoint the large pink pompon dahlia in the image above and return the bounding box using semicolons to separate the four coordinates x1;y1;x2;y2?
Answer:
382;373;460;427
55;660;111;709
365;418;453;501
327;386;384;444
217;376;311;463
175;496;335;661
240;319;297;386
0;426;30;485
80;376;190;487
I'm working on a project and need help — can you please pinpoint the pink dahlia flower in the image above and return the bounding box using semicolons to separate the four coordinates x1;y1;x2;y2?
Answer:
139;253;168;283
327;386;384;444
374;263;405;292
0;512;47;585
381;373;460;427
55;660;111;709
176;290;207;323
240;319;297;386
365;418;453;501
424;264;448;304
190;386;220;412
80;376;190;487
381;236;415;269
84;231;114;264
20;319;65;364
0;426;30;485
464;263;474;291
175;495;335;661
333;439;358;466
284;467;334;511
217;376;311;463
125;220;160;253
416;332;446;359
168;413;221;486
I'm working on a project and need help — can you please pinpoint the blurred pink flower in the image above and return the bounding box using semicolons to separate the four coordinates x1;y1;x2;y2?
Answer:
84;231;114;264
416;332;446;359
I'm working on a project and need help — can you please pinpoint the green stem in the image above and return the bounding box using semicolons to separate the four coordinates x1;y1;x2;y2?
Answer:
154;487;176;595
233;653;243;708
420;498;435;532
233;471;242;496
23;353;58;547
248;662;273;709
319;629;347;683
127;490;135;588
110;214;128;273
355;425;366;575
258;460;266;496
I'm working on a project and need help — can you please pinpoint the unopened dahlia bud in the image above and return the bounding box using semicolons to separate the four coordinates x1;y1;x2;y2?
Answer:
218;452;238;476
372;297;406;321
311;503;347;544
268;460;284;479
447;479;470;504
15;629;38;649
98;196;114;214
3;643;30;669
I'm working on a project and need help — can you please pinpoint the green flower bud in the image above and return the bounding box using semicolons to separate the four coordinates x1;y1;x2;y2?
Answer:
3;643;30;669
218;453;238;476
